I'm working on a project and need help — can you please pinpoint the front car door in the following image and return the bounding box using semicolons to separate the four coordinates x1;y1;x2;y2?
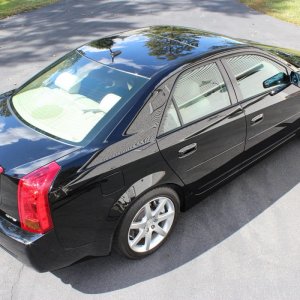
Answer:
157;60;247;196
222;51;300;153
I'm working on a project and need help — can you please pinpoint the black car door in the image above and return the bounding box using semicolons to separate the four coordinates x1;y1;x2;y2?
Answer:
222;51;300;152
156;60;247;193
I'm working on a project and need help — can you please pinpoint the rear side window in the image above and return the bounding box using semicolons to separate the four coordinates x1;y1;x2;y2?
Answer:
172;62;231;125
226;54;287;100
160;101;181;133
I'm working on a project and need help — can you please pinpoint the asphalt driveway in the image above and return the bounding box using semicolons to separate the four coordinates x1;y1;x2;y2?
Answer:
1;1;300;299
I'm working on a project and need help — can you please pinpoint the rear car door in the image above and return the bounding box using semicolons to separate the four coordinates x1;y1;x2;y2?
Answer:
157;60;247;192
223;52;300;151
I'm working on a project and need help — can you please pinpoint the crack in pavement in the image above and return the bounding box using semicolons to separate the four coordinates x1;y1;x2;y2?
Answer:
10;265;24;300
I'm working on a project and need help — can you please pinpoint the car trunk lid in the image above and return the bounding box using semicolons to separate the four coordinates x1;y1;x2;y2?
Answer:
0;95;77;221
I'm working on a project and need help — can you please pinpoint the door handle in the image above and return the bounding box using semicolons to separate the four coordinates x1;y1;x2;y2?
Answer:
250;113;264;125
178;143;197;158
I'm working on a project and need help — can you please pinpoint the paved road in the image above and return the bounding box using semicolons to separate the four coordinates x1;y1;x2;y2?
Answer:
2;0;300;94
1;0;300;299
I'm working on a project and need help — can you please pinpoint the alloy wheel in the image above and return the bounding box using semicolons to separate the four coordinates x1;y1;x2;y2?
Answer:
128;196;175;253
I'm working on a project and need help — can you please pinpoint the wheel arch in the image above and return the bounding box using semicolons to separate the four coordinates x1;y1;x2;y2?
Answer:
108;172;186;250
109;172;186;220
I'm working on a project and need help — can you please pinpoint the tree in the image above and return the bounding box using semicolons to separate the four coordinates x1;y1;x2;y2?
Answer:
145;26;200;60
0;98;11;117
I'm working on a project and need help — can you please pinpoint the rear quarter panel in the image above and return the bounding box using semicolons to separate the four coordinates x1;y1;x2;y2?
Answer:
50;76;184;252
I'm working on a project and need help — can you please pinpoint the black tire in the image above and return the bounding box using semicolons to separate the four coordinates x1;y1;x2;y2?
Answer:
116;186;180;259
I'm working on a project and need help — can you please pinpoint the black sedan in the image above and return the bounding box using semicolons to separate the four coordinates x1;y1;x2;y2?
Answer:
1;26;300;272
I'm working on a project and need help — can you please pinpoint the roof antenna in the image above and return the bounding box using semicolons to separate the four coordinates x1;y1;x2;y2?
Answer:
110;50;122;63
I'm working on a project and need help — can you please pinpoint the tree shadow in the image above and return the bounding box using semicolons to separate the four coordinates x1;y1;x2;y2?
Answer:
0;0;257;68
53;137;300;294
0;0;287;94
2;0;300;293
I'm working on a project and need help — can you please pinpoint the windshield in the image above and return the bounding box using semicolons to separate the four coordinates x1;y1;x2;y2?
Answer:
11;51;149;145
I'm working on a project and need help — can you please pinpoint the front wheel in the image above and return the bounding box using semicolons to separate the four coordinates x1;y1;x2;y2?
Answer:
116;187;180;259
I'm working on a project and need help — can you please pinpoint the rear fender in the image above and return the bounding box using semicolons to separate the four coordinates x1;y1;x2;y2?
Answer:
109;170;185;219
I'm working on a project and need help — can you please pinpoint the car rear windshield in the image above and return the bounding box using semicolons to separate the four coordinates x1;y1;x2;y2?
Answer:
11;51;149;145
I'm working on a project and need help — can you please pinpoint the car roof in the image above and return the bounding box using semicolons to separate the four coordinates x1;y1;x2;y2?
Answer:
77;26;247;78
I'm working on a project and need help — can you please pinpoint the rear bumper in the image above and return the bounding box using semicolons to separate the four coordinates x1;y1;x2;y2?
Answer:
0;215;102;272
0;216;40;268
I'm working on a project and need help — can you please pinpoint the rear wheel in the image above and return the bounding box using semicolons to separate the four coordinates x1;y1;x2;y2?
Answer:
117;187;180;259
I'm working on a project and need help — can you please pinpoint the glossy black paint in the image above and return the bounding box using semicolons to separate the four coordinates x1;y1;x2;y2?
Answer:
157;59;247;188
0;92;76;174
79;26;244;78
1;26;300;271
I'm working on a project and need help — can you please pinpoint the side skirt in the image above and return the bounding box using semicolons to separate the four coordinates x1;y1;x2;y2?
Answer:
183;131;298;209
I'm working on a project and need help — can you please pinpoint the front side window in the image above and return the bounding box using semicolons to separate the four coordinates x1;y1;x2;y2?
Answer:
11;51;149;145
172;63;231;125
226;54;287;100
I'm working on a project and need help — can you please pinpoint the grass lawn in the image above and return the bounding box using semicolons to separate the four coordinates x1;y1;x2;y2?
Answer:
241;0;300;26
0;0;59;19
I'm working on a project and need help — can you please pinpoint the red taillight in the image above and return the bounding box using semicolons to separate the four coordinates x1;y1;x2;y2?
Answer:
18;162;61;234
0;166;4;174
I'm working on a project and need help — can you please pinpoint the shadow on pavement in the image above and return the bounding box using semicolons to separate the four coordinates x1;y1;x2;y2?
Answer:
2;0;298;294
53;137;300;294
0;0;257;68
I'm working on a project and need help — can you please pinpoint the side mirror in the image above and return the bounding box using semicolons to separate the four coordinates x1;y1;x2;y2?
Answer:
263;72;290;89
291;71;300;87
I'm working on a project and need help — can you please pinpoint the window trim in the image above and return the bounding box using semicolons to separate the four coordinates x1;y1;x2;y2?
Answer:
157;59;236;137
172;97;184;126
221;51;290;103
